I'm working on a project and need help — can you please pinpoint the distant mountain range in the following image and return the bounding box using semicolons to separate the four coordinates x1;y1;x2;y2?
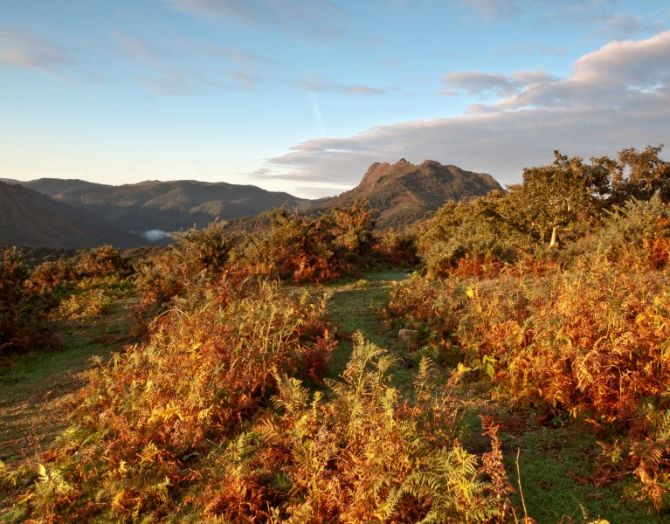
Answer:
54;180;307;234
1;161;502;248
0;182;142;249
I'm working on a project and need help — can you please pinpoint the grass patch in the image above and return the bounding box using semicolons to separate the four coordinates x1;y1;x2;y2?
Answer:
325;270;413;391
504;422;663;523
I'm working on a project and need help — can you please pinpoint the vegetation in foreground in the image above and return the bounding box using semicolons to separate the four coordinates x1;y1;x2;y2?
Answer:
1;144;670;522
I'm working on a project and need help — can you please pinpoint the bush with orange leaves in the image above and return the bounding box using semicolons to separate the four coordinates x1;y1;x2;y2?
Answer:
181;336;512;522
387;257;670;509
238;201;376;283
134;220;240;323
28;275;334;521
0;248;57;354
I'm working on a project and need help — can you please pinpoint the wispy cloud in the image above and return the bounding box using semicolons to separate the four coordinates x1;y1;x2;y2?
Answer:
256;31;670;194
597;13;666;39
309;93;326;136
117;33;275;95
460;1;669;39
0;24;90;78
506;43;566;56
165;0;348;41
461;0;521;20
295;76;387;96
441;70;555;97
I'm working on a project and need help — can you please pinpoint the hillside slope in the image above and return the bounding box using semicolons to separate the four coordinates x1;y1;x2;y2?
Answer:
53;180;307;233
0;182;143;248
18;178;110;197
322;159;502;228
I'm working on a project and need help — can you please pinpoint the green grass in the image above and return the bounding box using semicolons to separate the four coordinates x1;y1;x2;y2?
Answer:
505;422;663;523
0;300;134;465
0;314;128;399
325;269;414;391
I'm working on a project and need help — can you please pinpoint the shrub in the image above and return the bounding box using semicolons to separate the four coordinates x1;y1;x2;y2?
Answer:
0;248;56;354
374;229;420;267
239;202;376;283
56;287;113;320
596;193;670;269
135;220;239;320
185;336;513;522
30;275;334;520
387;260;670;509
27;258;76;297
420;196;532;278
75;245;131;279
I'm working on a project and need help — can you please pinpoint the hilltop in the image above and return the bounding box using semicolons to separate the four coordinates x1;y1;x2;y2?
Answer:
43;180;307;234
320;159;501;228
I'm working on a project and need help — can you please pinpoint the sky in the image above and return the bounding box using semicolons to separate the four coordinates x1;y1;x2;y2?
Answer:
1;1;669;198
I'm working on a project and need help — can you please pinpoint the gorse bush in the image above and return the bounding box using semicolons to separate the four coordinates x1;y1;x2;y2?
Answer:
373;229;420;267
25;247;136;323
0;248;56;354
419;195;534;279
596;193;670;269
135;220;239;321
75;245;131;279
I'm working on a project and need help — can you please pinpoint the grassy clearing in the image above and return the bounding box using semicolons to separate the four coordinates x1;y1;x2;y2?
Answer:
506;424;663;523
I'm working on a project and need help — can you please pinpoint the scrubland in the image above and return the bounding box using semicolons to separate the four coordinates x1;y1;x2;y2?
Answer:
2;145;670;522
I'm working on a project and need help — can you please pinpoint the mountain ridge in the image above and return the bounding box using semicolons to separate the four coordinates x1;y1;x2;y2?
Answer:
2;160;502;247
0;182;144;249
319;158;501;228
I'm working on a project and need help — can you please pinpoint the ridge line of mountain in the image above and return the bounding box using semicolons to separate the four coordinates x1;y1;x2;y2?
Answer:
1;159;502;248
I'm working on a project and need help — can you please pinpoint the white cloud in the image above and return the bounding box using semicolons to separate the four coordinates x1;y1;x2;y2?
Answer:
442;70;555;97
166;0;348;40
256;31;670;195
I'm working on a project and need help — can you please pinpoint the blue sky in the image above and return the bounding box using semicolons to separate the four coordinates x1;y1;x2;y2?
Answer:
1;1;669;197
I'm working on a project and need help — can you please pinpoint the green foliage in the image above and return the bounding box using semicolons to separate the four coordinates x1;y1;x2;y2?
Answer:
420;194;532;278
237;201;377;283
0;248;56;354
596;193;670;268
498;151;607;245
610;145;670;203
374;229;420;267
